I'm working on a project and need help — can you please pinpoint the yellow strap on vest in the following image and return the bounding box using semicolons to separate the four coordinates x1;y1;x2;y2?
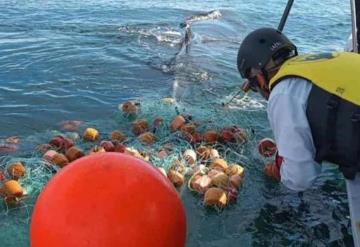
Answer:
269;52;360;106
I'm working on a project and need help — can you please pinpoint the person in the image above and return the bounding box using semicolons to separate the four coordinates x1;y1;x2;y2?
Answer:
237;27;360;246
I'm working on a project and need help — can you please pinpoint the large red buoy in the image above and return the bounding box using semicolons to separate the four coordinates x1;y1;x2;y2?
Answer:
30;153;186;247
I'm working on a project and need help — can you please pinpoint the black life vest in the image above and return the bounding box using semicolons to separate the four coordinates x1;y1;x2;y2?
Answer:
269;52;360;179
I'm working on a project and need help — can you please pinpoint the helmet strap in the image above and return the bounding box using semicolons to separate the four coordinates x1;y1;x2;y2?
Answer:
256;71;270;99
258;70;270;91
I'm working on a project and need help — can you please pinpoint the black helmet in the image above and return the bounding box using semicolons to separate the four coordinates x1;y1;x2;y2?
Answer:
237;28;297;78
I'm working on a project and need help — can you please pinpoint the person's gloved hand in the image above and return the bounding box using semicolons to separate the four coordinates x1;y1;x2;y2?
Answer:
263;151;283;181
264;152;284;181
264;161;281;181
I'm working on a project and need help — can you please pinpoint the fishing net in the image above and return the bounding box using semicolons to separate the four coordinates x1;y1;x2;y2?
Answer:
0;93;274;243
1;81;355;247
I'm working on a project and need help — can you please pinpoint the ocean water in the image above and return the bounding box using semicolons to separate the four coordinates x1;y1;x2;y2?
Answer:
0;0;354;246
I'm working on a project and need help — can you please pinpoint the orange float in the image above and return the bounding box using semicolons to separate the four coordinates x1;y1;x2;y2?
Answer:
7;162;26;180
192;132;202;143
189;175;212;194
204;188;227;208
99;141;115;152
61;120;82;132
188;173;202;190
196;146;211;160
209;149;220;160
203;130;219;144
183;149;197;165
30;153;186;247
183;132;202;144
110;130;126;143
3;180;23;198
43;150;58;162
65;147;85;162
83;128;99;141
0;143;17;154
226;164;245;177
167;170;185;187
113;143;126;153
229;175;243;190
207;169;221;179
180;123;196;135
132;119;149;136
220;126;247;144
49;136;74;153
233;129;247;144
257;138;277;157
52;153;69;168
121;101;138;114
137;132;156;145
211;172;229;189
170;115;186;132
210;159;228;172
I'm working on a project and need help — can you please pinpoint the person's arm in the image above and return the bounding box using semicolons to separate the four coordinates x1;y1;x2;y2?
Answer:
266;78;322;191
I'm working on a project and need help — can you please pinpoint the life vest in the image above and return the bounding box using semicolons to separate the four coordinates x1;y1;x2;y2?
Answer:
269;52;360;179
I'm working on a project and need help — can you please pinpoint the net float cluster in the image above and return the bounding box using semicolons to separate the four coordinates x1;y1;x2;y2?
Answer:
1;99;277;211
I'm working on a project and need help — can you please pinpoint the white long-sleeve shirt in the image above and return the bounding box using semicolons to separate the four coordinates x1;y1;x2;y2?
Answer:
267;77;360;246
267;77;321;191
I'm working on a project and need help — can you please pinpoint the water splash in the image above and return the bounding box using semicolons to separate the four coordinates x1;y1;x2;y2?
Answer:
119;25;183;46
185;10;222;24
227;94;266;111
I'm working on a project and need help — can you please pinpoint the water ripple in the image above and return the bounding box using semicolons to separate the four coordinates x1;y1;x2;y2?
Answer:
0;104;29;108
0;86;24;92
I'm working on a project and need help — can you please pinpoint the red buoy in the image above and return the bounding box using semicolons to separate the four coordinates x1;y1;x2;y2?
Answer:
257;138;277;157
30;153;186;247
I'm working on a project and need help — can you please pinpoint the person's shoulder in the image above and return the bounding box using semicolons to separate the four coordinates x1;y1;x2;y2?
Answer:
272;77;310;91
269;77;312;102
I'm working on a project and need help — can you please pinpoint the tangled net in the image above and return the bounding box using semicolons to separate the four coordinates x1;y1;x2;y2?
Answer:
0;96;272;242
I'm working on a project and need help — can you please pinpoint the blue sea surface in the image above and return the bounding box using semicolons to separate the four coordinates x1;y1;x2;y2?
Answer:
0;0;353;246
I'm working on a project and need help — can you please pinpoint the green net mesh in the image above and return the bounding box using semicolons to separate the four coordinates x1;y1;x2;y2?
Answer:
0;95;274;245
